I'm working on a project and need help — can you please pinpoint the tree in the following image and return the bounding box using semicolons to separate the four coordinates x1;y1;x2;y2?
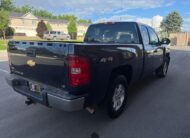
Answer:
5;26;14;36
33;9;54;19
46;22;52;31
161;11;183;35
78;19;92;24
14;5;33;13
36;20;48;38
0;9;9;39
67;19;77;39
0;0;14;11
58;15;77;21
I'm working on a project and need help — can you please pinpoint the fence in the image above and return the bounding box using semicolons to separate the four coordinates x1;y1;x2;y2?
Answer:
170;33;189;46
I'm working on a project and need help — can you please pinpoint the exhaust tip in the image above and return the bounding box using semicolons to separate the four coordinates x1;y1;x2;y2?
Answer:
86;107;96;114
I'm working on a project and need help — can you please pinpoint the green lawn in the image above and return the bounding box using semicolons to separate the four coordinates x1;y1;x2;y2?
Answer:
0;40;7;50
0;39;83;51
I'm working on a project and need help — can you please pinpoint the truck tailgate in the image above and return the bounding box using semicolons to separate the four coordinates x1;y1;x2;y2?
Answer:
8;41;71;88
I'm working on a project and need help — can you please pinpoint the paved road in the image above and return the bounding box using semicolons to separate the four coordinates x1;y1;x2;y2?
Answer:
0;51;7;62
0;48;190;138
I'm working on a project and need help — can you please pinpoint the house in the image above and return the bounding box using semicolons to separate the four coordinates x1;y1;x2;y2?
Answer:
77;22;90;36
10;12;39;37
9;12;90;37
46;19;69;34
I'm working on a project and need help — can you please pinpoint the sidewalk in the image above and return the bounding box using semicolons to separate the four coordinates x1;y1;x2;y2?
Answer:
0;50;8;61
169;46;190;51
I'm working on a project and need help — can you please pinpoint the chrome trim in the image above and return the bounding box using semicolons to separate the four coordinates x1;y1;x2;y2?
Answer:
5;73;85;112
47;94;85;112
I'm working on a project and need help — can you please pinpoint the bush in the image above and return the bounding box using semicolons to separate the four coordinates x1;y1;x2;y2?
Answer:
36;20;48;38
5;27;15;36
67;19;77;39
0;40;7;50
69;32;77;40
46;22;52;31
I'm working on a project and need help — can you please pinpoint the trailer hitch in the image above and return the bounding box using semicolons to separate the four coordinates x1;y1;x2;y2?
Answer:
25;98;34;105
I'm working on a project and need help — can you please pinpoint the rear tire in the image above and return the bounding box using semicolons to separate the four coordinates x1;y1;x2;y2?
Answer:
155;58;169;78
106;75;128;119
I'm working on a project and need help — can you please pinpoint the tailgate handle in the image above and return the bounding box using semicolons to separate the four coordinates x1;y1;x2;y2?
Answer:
26;49;36;57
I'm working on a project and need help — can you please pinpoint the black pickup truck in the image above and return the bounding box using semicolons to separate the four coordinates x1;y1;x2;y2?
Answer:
6;22;170;118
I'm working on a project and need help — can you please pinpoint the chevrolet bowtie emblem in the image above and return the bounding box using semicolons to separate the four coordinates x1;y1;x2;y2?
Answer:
27;60;36;67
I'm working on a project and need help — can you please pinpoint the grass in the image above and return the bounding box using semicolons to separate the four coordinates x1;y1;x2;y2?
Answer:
13;36;84;42
0;40;7;50
0;36;84;51
12;36;42;41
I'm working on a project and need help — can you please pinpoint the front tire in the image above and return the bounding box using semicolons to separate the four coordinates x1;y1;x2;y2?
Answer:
155;59;169;78
106;75;128;119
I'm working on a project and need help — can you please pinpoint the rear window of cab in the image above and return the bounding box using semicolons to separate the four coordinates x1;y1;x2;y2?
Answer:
84;22;140;44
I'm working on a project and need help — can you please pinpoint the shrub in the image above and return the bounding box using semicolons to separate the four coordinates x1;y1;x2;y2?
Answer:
36;20;48;38
46;22;52;31
5;27;15;36
67;19;77;39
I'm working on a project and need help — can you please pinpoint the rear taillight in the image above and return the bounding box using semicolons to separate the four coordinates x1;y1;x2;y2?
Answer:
68;55;90;87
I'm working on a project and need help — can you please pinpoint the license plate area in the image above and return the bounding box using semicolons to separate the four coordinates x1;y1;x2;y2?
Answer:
29;82;42;93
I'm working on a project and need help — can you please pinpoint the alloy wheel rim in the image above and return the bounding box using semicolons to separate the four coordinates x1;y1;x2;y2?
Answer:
112;84;125;111
163;62;168;75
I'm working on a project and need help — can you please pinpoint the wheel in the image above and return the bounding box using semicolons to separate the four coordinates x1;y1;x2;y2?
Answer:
155;59;169;78
106;75;128;119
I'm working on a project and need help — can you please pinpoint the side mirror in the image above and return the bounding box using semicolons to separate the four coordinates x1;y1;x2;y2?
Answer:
161;38;170;45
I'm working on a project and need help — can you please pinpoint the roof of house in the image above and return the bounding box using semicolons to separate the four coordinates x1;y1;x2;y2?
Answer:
42;18;69;24
10;12;69;23
10;12;38;20
10;12;26;18
10;12;90;26
78;22;91;26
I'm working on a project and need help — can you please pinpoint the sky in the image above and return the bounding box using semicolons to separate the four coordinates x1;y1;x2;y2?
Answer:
14;0;190;31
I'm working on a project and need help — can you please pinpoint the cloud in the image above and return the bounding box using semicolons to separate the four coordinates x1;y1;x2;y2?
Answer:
96;15;163;29
97;14;137;22
14;0;175;18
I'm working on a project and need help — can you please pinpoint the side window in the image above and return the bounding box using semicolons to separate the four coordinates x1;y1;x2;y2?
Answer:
140;26;149;45
148;28;159;45
61;32;65;35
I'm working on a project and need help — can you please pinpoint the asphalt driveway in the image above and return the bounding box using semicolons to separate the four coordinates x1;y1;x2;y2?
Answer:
0;47;190;138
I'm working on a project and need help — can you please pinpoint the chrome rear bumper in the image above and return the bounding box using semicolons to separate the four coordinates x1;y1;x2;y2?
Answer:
5;74;85;112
